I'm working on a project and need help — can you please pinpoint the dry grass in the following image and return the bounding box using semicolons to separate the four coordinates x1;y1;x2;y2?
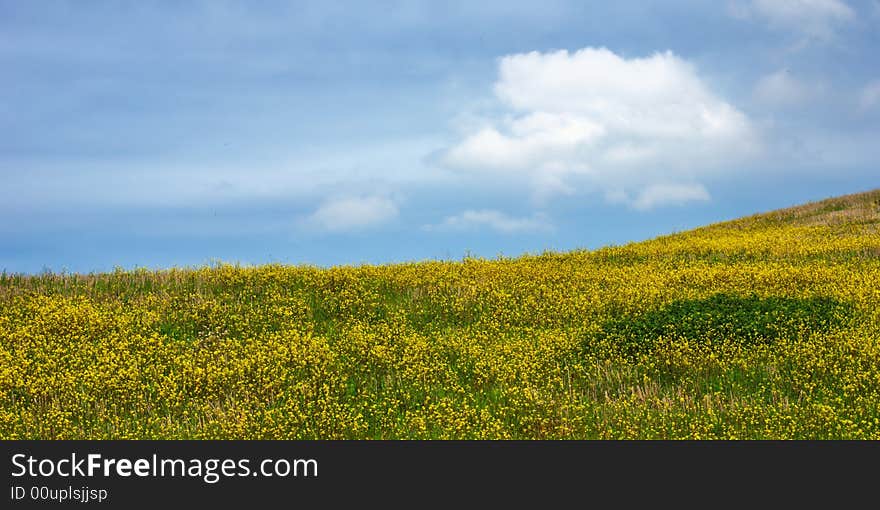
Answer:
751;188;880;227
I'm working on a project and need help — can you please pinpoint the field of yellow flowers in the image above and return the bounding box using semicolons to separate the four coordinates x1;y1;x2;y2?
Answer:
2;190;879;439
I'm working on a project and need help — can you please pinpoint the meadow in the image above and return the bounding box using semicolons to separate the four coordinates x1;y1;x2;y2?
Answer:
2;189;879;439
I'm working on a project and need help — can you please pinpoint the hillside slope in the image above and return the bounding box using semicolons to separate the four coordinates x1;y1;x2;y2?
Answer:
733;188;880;228
1;189;879;439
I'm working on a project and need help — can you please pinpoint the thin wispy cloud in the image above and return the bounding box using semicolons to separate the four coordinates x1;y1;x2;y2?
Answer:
729;0;855;41
629;184;712;211
424;210;553;234
753;69;823;108
859;80;880;111
300;196;399;233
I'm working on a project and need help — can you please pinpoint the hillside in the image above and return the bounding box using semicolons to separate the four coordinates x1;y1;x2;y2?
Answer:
735;188;880;228
1;189;879;439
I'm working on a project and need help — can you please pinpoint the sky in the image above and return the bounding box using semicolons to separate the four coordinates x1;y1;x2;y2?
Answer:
2;0;879;274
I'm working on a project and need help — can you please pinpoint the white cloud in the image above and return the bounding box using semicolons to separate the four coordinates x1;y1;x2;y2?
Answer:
753;69;821;107
301;196;398;232
859;80;880;111
630;183;711;211
444;113;604;172
730;0;855;40
424;210;553;234
439;47;756;207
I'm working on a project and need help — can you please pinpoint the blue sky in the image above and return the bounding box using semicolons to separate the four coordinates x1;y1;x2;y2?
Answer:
2;0;879;273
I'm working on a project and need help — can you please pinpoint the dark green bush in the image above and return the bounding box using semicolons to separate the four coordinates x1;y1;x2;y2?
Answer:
590;293;853;360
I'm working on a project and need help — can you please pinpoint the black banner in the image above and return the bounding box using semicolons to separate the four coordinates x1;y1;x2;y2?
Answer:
1;441;875;507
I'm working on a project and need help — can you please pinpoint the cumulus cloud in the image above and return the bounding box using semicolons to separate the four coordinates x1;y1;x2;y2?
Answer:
629;183;712;211
859;80;880;111
753;69;821;107
730;0;855;40
301;196;398;232
424;210;553;234
438;47;756;208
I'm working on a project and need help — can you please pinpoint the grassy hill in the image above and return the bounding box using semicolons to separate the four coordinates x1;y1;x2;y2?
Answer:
2;189;879;439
